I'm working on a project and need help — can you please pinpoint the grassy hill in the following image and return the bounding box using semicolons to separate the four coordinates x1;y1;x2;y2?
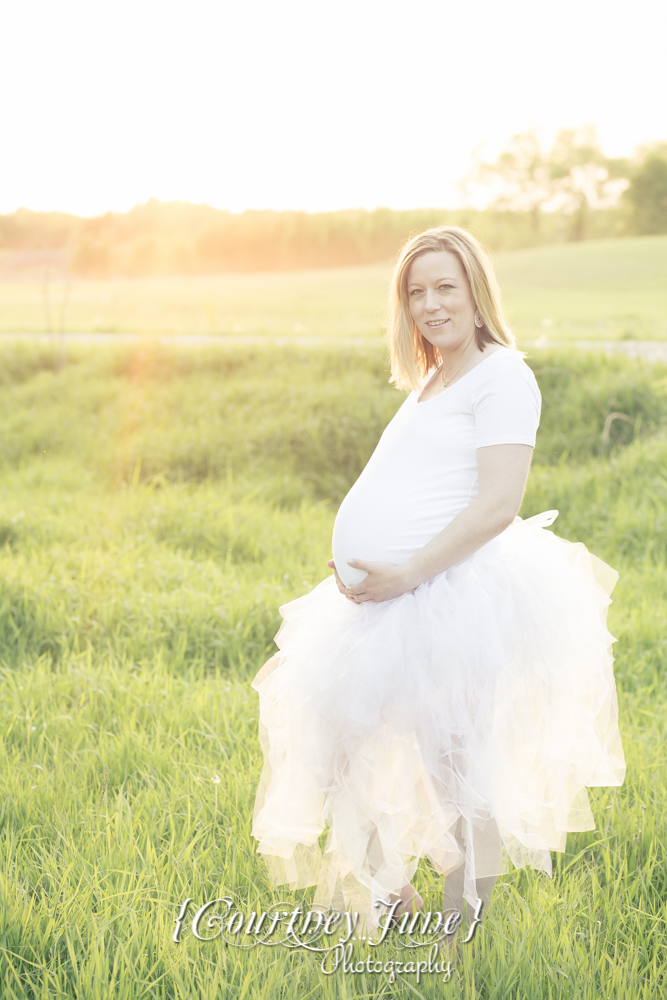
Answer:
497;234;667;341
0;235;666;341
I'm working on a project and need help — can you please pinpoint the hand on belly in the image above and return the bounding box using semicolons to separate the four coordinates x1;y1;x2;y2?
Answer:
328;557;410;603
331;553;368;588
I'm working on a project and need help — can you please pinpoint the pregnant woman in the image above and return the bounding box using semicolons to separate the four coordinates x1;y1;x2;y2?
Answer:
250;226;625;946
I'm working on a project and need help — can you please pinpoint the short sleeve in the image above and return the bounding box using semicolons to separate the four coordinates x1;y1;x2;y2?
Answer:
471;354;541;448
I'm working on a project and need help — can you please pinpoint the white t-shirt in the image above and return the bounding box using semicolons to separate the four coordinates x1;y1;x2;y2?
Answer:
331;347;541;587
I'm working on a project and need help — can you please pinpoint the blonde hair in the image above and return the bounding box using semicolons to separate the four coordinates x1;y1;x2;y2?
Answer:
386;226;517;392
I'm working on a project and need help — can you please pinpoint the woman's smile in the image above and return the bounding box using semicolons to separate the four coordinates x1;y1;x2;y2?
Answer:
407;249;478;357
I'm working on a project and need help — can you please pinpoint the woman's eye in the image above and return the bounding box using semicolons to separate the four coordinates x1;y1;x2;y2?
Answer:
439;284;453;291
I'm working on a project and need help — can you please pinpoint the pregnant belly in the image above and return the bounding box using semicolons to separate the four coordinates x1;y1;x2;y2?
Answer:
331;461;477;588
331;492;446;588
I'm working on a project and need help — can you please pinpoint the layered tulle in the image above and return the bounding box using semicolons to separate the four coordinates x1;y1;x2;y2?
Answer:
250;511;625;932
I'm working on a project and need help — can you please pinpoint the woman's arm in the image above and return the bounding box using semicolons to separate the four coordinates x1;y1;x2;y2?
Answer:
332;443;534;604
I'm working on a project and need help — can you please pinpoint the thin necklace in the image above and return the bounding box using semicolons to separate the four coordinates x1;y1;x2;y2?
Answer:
440;339;478;388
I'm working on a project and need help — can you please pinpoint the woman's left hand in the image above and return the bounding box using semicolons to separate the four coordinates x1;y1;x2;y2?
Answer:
344;559;416;603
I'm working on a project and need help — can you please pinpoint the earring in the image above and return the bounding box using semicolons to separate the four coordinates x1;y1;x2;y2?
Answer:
474;311;483;328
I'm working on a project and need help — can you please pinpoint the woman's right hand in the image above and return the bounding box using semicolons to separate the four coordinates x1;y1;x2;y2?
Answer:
327;559;361;604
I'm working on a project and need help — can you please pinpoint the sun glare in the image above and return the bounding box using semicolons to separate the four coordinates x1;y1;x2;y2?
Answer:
0;0;665;215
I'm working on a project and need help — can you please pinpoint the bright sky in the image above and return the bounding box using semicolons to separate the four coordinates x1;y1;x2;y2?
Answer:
0;0;665;216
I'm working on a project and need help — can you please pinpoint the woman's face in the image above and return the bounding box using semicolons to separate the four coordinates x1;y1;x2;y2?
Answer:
406;250;478;355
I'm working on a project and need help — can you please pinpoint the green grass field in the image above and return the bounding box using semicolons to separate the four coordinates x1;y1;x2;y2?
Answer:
0;339;665;998
0;265;392;339
497;235;667;341
1;234;666;342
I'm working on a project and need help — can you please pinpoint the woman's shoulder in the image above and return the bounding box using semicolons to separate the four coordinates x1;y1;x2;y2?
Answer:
473;346;540;390
471;347;541;444
469;347;542;422
480;344;532;366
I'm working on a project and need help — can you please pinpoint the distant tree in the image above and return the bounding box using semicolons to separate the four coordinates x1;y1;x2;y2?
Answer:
548;126;629;241
623;143;667;234
465;125;630;242
465;129;553;235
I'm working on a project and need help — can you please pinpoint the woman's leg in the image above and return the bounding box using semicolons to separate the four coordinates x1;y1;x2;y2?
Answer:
442;816;498;957
367;826;424;918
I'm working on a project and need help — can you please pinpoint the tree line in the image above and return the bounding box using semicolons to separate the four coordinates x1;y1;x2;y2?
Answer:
0;128;665;278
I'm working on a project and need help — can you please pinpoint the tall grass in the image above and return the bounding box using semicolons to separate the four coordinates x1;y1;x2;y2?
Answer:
0;341;664;997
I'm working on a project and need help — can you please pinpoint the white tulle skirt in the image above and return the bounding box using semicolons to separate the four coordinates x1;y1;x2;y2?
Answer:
250;511;626;932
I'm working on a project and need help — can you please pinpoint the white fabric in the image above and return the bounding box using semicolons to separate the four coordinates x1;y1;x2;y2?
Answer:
332;348;541;586
250;346;626;936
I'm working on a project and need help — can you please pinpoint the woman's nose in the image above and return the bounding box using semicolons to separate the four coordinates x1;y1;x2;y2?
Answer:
424;288;441;311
